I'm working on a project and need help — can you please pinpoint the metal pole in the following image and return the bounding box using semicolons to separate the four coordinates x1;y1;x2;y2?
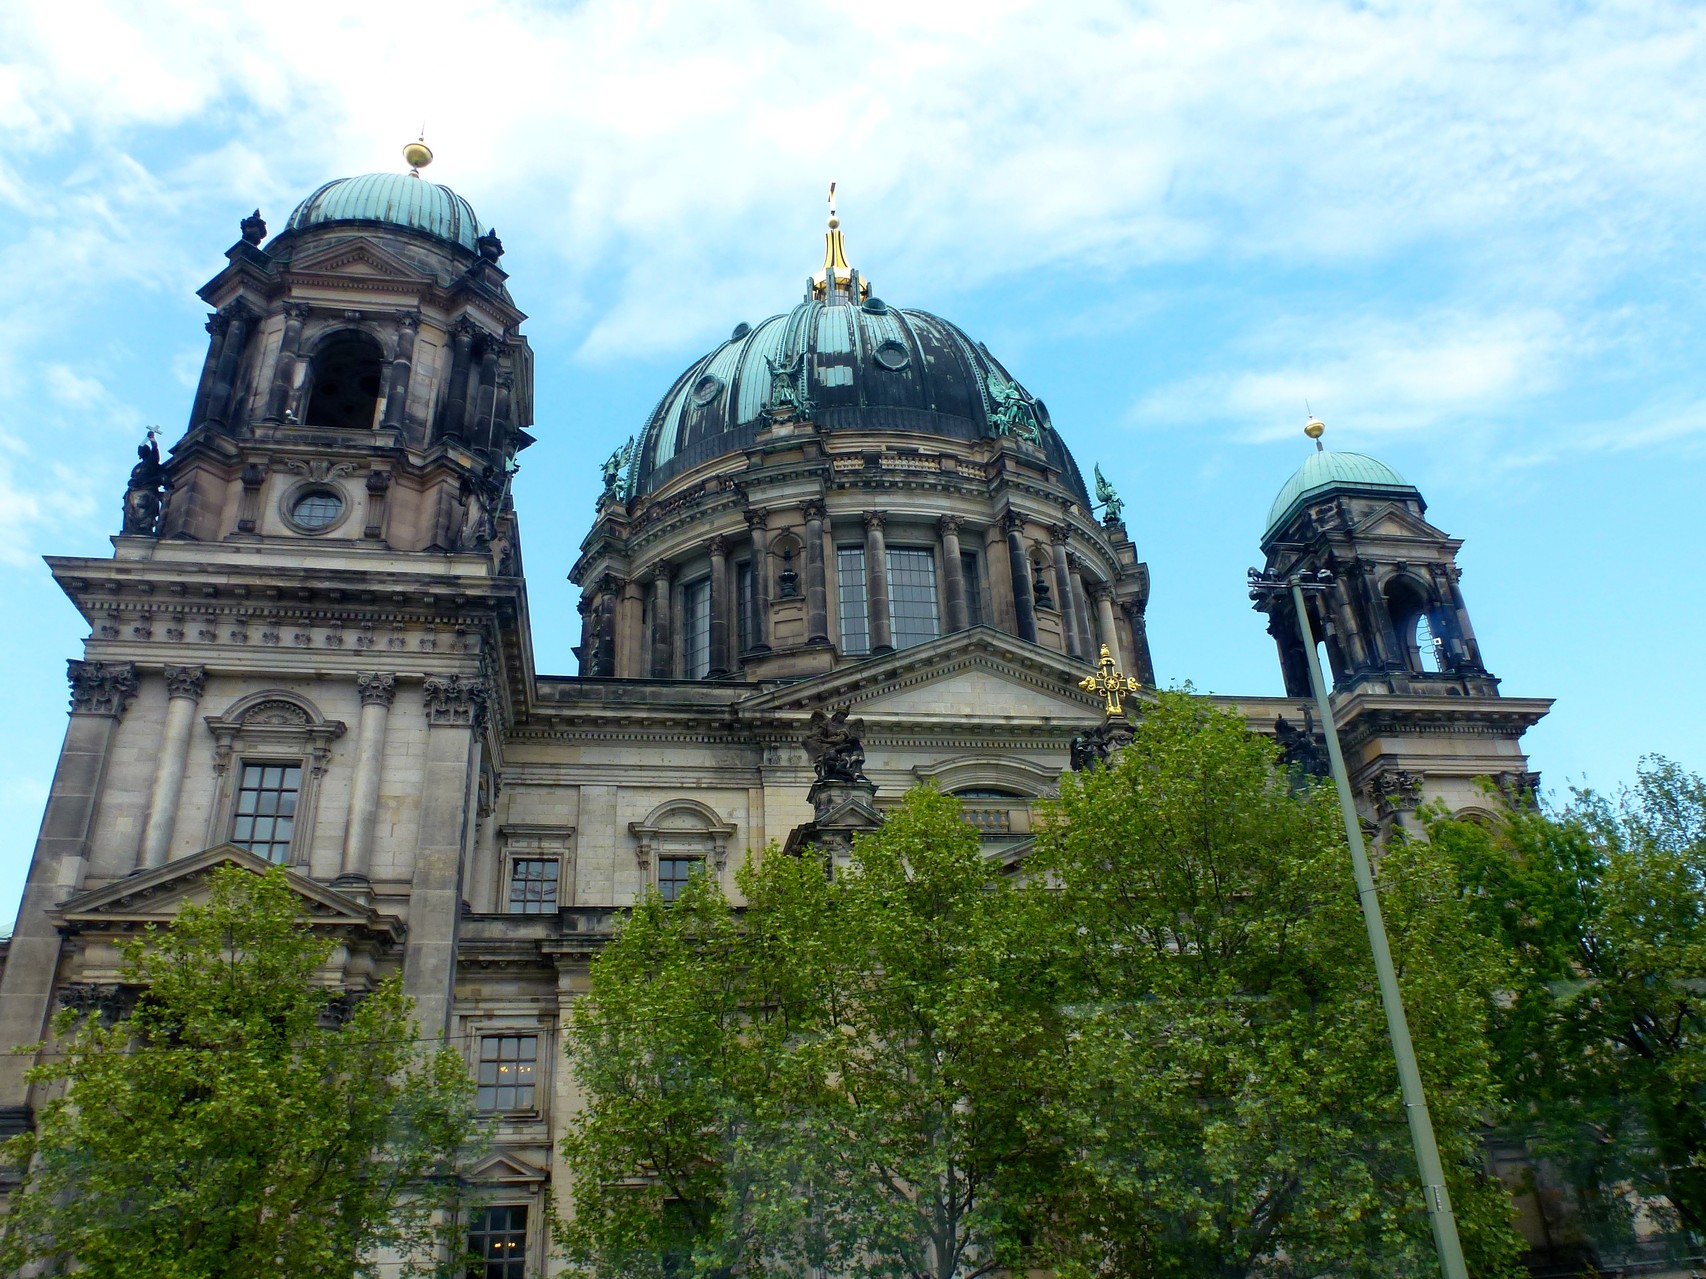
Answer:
1288;579;1469;1279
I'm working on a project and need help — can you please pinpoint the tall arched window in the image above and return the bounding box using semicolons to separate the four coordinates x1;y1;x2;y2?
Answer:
1414;611;1445;672
304;332;384;430
1386;577;1445;674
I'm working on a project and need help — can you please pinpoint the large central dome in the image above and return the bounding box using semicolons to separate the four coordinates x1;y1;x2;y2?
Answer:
633;296;1089;503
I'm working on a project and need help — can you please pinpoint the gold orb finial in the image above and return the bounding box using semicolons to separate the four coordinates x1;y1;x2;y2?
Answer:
403;135;433;175
1304;416;1326;450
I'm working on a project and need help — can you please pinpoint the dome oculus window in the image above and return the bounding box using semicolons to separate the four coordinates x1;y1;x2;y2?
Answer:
690;375;723;406
289;489;344;532
873;339;910;371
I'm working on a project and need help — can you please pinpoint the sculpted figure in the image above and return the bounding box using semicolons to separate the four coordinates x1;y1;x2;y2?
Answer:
121;432;166;536
804;706;867;784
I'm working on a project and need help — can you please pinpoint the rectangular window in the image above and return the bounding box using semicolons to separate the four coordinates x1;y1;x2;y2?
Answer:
467;1204;528;1279
476;1034;538;1112
735;561;756;653
507;858;559;914
961;550;983;628
682;577;711;678
887;547;940;649
658;856;700;904
230;762;301;863
838;546;868;655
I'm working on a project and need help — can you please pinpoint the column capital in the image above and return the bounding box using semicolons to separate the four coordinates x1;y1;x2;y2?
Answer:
67;659;138;717
422;674;487;729
357;672;398;708
1001;510;1027;535
745;507;769;530
1049;522;1072;546
863;510;886;531
708;534;729;557
396;310;421;332
163;664;206;703
938;514;962;536
282;301;312;323
803;500;826;521
1089;581;1114;604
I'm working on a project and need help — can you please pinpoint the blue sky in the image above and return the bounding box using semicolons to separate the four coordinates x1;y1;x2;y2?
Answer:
2;1;1703;923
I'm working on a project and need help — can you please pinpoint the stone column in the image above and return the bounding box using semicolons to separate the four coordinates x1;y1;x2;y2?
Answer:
1121;601;1157;686
1049;526;1084;659
983;523;1017;632
576;596;593;676
1439;565;1484;669
939;516;968;632
803;502;829;645
472;336;501;453
0;661;137;1124
1359;564;1404;668
138;664;206;870
1093;585;1120;657
708;535;731;676
864;511;894;654
189;312;230;429
263;303;310;422
1004;512;1038;643
746;510;772;653
206;304;252;431
1069;559;1097;659
339;672;396;883
596;579;620;677
380;312;419;431
649;568;673;678
441;319;476;443
407;676;485;1037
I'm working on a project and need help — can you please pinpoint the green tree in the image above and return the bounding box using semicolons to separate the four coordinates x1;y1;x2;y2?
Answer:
1427;757;1706;1250
558;788;1065;1278
0;864;475;1279
1031;692;1524;1278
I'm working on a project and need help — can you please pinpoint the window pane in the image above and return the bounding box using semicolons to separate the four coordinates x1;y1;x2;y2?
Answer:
682;578;711;678
232;761;301;863
961;551;982;627
475;1036;539;1111
838;547;868;655
508;858;561;914
658;856;700;904
467;1204;528;1279
735;561;755;653
887;547;939;649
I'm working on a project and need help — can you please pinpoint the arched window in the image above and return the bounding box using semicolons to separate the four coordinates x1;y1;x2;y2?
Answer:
1386;577;1446;674
304;332;384;430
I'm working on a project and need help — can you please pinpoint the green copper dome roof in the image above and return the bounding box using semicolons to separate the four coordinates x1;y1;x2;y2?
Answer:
1265;449;1419;539
284;173;482;251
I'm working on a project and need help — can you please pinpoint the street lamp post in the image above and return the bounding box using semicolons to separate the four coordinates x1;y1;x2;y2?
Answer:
1248;567;1469;1279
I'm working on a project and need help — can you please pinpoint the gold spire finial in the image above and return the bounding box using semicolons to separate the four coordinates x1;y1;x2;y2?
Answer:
1079;644;1142;719
811;181;869;301
403;130;433;177
1304;415;1326;451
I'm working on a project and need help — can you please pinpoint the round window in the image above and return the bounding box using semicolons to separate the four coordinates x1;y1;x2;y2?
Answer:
691;375;724;406
290;490;344;531
874;339;910;371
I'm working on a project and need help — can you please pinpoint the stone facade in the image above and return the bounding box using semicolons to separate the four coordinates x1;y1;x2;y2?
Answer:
0;172;1551;1273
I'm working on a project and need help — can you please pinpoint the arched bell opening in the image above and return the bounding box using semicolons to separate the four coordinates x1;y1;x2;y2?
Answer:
1386;576;1446;674
304;331;385;430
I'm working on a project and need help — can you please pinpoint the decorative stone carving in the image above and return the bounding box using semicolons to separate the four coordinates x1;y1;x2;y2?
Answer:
1366;768;1425;817
804;707;867;784
121;431;166;536
1494;770;1543;806
1272;711;1329;782
423;674;488;729
1094;464;1124;524
862;510;885;531
986;372;1042;444
245;700;310;726
1069;716;1134;772
357;672;397;708
629;799;736;874
938;514;961;536
56;982;138;1025
67;659;138;717
281;459;357;484
763;351;814;423
776;546;800;598
163;665;206;702
239;209;266;245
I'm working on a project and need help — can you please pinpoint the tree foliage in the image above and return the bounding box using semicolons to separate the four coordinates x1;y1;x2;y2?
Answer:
1032;692;1522;1278
0;864;475;1279
560;692;1526;1278
1427;757;1706;1249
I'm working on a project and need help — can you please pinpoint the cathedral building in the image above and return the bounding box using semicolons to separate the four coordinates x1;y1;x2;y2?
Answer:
0;152;1550;1272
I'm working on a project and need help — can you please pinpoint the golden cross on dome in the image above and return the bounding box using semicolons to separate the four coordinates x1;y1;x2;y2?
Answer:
1079;644;1141;718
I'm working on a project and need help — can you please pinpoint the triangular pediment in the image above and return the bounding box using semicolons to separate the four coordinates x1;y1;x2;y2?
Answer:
740;628;1114;725
55;844;404;943
465;1150;549;1185
1351;502;1447;541
286;236;432;283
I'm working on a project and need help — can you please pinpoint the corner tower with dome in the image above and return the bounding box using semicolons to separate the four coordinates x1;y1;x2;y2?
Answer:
0;159;1551;1270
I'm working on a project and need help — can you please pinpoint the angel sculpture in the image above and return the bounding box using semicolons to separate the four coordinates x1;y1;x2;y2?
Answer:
803;706;867;784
